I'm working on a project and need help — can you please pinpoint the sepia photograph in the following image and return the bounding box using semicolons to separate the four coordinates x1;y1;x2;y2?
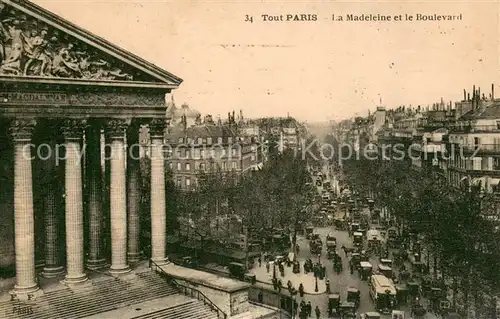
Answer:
0;0;499;318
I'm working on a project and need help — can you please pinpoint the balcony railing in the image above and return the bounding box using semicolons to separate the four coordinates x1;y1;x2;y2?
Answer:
451;144;500;153
149;260;228;319
449;124;500;133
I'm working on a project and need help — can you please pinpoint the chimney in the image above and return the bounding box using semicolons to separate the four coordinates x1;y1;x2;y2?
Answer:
492;83;495;100
467;93;470;101
463;89;467;101
232;110;235;123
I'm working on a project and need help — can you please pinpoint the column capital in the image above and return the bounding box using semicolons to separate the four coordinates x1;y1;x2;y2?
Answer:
106;119;130;139
62;119;86;140
10;119;36;141
149;118;167;138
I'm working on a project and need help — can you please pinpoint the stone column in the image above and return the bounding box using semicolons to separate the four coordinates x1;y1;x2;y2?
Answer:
107;119;131;275
10;119;41;300
127;123;142;263
149;119;168;265
62;120;88;285
85;123;106;269
41;130;64;278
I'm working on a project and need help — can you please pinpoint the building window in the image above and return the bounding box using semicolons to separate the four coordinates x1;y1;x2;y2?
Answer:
207;137;212;145
185;163;190;171
176;177;182;187
228;137;233;144
194;149;201;158
232;162;237;169
251;155;255;161
202;138;207;144
200;163;206;171
185;149;190;158
197;137;203;144
218;137;223;144
177;162;181;171
231;148;237;156
178;137;183;143
185;177;191;187
176;149;181;158
201;149;205;158
169;162;173;170
222;162;227;170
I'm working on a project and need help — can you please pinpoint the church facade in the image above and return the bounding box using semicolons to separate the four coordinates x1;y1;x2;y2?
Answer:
0;0;182;300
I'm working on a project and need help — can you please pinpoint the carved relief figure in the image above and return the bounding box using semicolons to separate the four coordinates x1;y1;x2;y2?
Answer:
0;3;9;62
0;20;24;74
0;3;135;81
24;29;51;75
52;44;82;78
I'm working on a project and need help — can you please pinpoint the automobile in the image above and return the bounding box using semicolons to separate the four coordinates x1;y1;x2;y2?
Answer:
361;312;381;319
378;264;393;279
305;226;314;239
353;232;363;247
359;261;372;280
391;310;405;319
328;293;340;316
346;287;360;308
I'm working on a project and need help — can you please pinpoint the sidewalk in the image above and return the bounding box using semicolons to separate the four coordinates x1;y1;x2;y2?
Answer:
250;262;326;295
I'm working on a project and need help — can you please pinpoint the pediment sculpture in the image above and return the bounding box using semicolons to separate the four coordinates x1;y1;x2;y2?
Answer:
0;2;135;81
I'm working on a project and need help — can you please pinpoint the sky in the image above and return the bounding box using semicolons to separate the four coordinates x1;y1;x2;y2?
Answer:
31;0;500;122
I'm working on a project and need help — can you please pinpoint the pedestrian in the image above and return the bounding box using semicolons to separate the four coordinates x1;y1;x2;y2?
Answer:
299;283;305;297
307;301;312;317
258;256;262;267
258;291;263;303
266;261;270;273
315;305;320;319
325;279;330;293
350;262;354;275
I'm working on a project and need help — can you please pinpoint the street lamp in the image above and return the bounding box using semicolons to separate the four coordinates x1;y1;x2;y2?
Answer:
314;273;318;292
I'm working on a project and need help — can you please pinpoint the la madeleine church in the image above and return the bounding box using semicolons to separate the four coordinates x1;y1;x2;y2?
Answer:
0;0;181;300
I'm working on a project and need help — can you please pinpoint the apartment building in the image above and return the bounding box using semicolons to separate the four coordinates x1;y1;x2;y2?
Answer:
165;114;261;189
446;85;500;192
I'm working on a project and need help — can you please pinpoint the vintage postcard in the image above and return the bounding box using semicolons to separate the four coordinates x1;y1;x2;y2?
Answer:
0;0;498;318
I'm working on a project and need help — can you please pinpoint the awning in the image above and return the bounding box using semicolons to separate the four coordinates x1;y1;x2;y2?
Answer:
489;178;500;187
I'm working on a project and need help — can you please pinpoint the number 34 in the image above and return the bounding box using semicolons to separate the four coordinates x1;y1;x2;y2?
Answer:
245;15;253;23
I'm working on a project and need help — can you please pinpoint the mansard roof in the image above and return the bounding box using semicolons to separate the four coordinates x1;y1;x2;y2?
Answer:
459;100;500;120
0;0;182;88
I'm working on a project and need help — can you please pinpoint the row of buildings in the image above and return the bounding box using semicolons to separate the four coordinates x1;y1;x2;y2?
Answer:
337;84;500;197
158;103;302;189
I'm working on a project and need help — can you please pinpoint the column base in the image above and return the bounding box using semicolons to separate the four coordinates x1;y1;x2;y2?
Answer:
151;257;169;267
86;258;107;270
10;284;42;301
62;273;88;286
41;265;65;278
109;264;131;276
127;252;142;263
